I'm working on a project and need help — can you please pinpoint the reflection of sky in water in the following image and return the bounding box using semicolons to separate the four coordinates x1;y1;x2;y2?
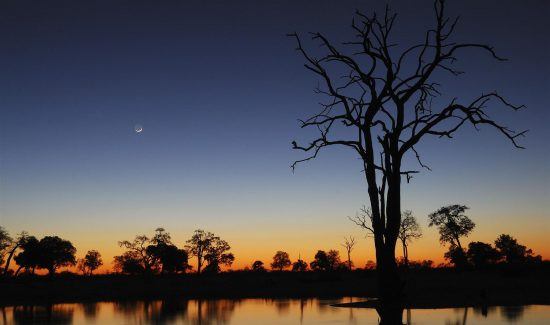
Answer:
1;299;549;324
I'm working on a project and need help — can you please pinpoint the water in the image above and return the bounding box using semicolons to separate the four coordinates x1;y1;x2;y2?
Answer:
1;298;548;324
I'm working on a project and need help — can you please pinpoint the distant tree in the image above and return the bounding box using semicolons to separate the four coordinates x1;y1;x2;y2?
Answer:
185;230;215;274
428;205;474;250
203;237;234;274
117;234;157;273
113;253;145;274
13;236;40;276
364;260;376;270
78;250;103;275
251;260;266;272
37;236;77;276
429;205;474;268
466;242;500;269
0;226;12;268
3;231;28;276
292;258;308;272
341;236;356;270
271;251;291;271
310;250;341;271
398;211;422;267
495;234;540;264
147;228;190;274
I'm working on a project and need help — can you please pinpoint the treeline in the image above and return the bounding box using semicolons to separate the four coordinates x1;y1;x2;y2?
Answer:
0;205;545;277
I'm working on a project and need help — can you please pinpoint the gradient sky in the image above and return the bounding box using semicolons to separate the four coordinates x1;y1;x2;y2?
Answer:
1;0;549;272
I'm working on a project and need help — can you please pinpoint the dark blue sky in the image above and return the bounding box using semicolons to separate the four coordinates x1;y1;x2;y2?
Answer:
1;0;548;264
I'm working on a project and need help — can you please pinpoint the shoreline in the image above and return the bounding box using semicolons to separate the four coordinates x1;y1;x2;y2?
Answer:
1;268;549;308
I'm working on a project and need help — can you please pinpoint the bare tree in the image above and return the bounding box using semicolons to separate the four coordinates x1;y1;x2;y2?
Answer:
341;236;356;270
398;211;422;267
289;0;524;320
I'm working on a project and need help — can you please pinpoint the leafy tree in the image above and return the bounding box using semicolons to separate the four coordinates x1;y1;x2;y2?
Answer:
117;234;157;273
428;205;474;250
289;0;524;319
185;230;215;274
78;250;103;275
13;236;40;276
444;246;469;268
466;242;500;269
271;251;291;271
146;228;190;274
364;260;376;270
292;258;308;272
37;236;77;276
251;260;266;272
0;226;12;268
113;252;145;274
398;211;422;267
310;250;341;271
495;234;539;264
203;237;234;274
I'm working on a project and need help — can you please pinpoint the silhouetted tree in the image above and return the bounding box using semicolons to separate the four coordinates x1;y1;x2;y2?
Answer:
466;242;500;269
78;250;103;275
146;228;190;274
3;231;28;276
0;226;12;268
13;236;40;276
251;260;266;272
271;251;291;271
289;0;524;319
117;234;157;274
203;237;234;274
292;258;308;272
429;205;474;268
185;230;215;274
495;234;539;264
341;236;356;270
310;250;341;271
37;236;76;276
398;211;422;267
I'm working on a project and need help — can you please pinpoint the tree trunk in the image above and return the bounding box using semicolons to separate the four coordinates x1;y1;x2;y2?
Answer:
2;244;19;276
14;265;23;277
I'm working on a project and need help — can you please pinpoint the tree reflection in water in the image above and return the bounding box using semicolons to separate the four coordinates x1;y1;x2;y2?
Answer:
11;304;74;324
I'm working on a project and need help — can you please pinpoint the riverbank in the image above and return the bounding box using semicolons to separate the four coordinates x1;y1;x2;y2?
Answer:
1;268;549;308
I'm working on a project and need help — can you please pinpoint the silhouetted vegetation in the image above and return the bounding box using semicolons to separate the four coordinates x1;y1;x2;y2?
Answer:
185;229;233;274
310;250;343;272
429;205;475;268
291;258;308;272
495;234;541;265
251;260;266;272
271;251;291;271
398;211;422;267
466;242;500;269
289;0;525;320
341;237;356;270
77;251;103;276
115;228;190;275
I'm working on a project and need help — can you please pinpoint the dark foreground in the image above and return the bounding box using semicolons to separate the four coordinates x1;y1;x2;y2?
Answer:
1;268;549;308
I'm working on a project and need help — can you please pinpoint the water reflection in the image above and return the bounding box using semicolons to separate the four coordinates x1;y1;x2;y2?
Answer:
0;299;547;324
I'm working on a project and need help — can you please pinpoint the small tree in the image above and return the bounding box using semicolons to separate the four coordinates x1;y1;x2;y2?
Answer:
78;250;103;275
37;236;77;276
292;257;308;272
341;236;356;270
398;211;422;267
251;260;266;272
310;250;341;271
271;251;291;271
203;237;234;274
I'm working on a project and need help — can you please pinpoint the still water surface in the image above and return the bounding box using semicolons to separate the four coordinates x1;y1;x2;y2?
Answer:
2;298;549;324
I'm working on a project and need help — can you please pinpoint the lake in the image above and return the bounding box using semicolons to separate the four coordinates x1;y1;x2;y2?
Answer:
1;298;548;324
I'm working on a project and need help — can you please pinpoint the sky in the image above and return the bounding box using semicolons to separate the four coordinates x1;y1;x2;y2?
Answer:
0;0;549;272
